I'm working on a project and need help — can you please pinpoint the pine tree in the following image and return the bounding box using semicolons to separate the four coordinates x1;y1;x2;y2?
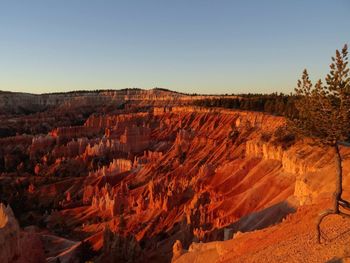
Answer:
291;44;350;243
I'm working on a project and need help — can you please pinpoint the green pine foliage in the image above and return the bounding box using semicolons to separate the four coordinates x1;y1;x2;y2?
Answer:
292;45;350;145
193;94;298;117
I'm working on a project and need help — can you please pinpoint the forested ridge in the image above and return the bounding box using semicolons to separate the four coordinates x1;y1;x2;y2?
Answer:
193;93;298;118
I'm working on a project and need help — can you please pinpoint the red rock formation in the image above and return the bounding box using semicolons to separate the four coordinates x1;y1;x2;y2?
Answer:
0;135;33;172
0;203;45;263
50;137;89;159
0;203;20;263
88;158;133;177
98;227;143;263
171;240;185;262
49;126;101;140
1;94;349;263
29;135;56;160
120;125;151;153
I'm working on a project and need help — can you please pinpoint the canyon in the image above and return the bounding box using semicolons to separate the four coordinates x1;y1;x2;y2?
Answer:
0;89;349;263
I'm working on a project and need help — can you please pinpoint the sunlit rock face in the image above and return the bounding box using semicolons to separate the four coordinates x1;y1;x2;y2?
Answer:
1;89;348;263
0;203;20;263
0;204;45;263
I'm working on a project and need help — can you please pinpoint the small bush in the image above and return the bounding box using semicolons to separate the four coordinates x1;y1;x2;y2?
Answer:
260;132;272;142
272;127;296;149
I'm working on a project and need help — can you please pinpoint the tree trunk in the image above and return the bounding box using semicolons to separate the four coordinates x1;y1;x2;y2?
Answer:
316;142;343;243
334;142;343;213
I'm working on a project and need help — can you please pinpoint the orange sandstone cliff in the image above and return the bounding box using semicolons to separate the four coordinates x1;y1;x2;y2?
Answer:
0;89;349;263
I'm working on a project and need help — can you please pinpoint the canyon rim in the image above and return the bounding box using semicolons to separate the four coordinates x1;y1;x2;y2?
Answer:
0;88;349;262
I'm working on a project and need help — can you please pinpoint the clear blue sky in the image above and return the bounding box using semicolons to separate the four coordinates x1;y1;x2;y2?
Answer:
0;0;349;94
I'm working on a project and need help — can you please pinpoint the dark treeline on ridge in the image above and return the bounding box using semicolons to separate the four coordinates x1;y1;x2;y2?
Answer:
193;93;299;118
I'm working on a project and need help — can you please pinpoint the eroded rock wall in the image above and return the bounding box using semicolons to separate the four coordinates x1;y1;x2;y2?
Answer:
1;101;348;262
0;204;45;263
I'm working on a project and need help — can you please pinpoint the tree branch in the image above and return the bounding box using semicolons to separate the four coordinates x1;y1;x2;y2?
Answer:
316;209;335;243
338;141;350;147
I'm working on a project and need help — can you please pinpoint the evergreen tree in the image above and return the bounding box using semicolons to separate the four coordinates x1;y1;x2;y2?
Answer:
291;44;350;243
264;100;273;113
